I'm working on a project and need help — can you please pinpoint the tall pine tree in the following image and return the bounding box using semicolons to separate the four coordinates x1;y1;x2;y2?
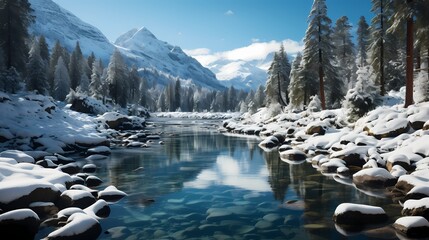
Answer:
357;16;370;67
0;0;34;74
26;39;48;94
107;48;128;107
333;16;356;88
54;56;70;101
302;0;341;109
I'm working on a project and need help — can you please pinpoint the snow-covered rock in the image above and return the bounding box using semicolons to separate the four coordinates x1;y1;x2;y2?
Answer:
279;149;307;163
58;190;96;209
44;212;102;240
0;209;40;240
402;198;429;220
84;200;110;219
333;203;388;228
96;112;145;130
98;186;127;202
393;216;429;238
352;168;397;189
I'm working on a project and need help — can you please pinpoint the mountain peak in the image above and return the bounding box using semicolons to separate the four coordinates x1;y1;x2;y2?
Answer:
114;27;157;46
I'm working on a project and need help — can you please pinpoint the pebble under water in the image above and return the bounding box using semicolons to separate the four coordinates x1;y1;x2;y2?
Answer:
86;119;403;240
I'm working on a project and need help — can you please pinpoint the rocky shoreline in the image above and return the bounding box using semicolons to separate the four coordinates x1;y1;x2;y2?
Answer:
222;102;429;238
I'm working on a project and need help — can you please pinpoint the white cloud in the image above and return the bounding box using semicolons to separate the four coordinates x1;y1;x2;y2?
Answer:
186;39;304;67
251;38;260;43
225;10;234;16
184;48;211;56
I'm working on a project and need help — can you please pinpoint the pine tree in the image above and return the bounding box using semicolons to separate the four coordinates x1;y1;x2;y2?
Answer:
0;67;21;93
87;52;96;76
107;48;128;107
174;79;181;111
302;0;340;109
128;66;141;103
26;39;48;94
333;16;356;88
254;85;265;108
69;42;83;90
157;91;166;112
288;53;305;109
343;66;378;121
77;72;89;94
307;95;321;113
89;60;102;99
0;0;34;74
38;35;49;64
265;45;291;107
357;16;370;67
54;56;70;101
48;41;65;95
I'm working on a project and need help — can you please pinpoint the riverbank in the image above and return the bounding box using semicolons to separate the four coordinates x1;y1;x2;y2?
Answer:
222;93;429;237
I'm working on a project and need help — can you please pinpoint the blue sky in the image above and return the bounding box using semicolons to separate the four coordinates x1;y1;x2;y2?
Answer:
52;0;373;54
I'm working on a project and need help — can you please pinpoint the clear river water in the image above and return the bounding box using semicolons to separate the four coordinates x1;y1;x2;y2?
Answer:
67;119;405;239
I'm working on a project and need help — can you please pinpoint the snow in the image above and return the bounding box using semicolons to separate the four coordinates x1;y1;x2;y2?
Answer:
61;190;94;200
398;175;429;187
408;186;429;196
0;208;39;221
57;207;85;219
98;185;127;199
45;212;99;238
87;146;111;155
353;168;395;179
0;178;59;204
84;199;108;218
394;216;429;228
403;198;429;210
334;203;386;215
0;150;34;163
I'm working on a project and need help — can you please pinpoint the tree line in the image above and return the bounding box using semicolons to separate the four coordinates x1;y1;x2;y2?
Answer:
0;0;267;113
264;0;429;120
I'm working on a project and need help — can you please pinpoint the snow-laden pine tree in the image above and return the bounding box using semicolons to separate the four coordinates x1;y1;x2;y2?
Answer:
54;56;70;101
302;0;342;109
265;45;291;107
157;91;166;112
254;85;265;108
38;35;49;64
89;59;103;99
307;95;321;113
0;0;34;74
357;16;370;67
333;16;356;88
107;48;128;107
343;66;378;122
414;61;429;103
26;39;48;94
48;41;65;95
77;72;89;94
288;53;305;109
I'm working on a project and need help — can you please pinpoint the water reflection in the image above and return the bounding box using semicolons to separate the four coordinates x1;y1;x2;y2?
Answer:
96;120;402;239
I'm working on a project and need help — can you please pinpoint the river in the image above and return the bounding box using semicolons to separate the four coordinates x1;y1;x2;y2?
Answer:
78;118;403;239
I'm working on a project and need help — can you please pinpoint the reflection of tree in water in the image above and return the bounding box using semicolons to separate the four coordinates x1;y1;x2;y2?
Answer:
264;150;290;202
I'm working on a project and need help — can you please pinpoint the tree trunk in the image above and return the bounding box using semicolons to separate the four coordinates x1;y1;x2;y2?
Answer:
380;0;385;96
404;0;414;108
277;72;287;106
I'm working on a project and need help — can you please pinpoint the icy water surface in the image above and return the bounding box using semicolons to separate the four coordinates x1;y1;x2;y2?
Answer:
95;119;402;240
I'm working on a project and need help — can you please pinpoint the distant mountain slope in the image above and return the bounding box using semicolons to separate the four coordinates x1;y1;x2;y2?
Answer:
28;0;224;90
115;27;224;90
29;0;114;61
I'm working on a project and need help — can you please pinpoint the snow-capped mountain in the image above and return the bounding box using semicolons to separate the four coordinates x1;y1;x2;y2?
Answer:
28;0;224;90
29;0;114;61
207;58;271;90
114;27;223;90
